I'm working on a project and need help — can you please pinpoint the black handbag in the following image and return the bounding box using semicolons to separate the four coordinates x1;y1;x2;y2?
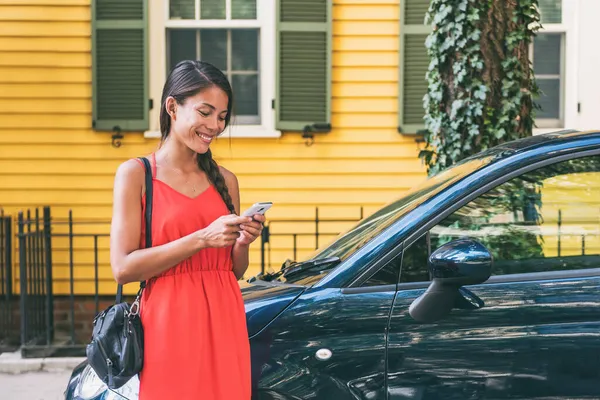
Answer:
86;157;153;389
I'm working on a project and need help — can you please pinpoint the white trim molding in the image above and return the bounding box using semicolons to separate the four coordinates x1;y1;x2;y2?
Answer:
145;0;281;139
533;0;579;135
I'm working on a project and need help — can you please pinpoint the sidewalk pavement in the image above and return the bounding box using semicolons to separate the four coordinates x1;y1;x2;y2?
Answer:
0;350;84;374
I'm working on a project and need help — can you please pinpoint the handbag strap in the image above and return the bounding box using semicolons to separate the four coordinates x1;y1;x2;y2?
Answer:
115;157;153;303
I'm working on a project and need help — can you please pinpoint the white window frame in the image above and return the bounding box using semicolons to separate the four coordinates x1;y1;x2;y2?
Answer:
532;0;579;135
145;0;281;139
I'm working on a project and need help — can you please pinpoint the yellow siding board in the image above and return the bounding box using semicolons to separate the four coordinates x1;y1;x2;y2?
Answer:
331;112;398;128
0;128;418;144
334;36;398;52
0;113;90;128
0;21;89;36
0;99;90;113
0;0;89;5
332;98;397;112
0;51;90;67
333;51;398;67
0;158;424;175
0;173;425;191
335;0;397;4
0;142;419;159
1;205;386;227
0;37;90;52
0;83;90;98
333;82;397;98
0;129;144;144
0;5;89;21
334;4;398;20
13;205;372;222
0;67;90;83
334;21;398;36
0;189;406;206
333;66;396;82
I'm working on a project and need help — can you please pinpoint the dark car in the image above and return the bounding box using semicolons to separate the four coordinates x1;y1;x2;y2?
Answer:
65;129;600;399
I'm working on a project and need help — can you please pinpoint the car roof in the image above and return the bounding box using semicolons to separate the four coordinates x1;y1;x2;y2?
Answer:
490;129;600;153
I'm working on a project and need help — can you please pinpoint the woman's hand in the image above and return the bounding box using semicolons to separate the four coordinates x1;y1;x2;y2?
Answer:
236;214;266;246
198;214;252;248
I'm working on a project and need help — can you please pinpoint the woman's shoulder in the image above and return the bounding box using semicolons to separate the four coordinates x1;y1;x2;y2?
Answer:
116;158;146;178
114;158;147;192
218;165;238;187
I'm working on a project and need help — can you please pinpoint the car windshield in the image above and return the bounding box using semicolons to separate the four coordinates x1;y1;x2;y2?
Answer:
265;149;505;285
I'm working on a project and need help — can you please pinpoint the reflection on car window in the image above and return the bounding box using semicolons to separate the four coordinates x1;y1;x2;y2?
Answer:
362;254;402;287
309;156;496;263
400;155;600;283
399;233;430;283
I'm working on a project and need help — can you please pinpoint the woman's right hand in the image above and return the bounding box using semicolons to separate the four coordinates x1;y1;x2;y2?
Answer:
197;214;252;248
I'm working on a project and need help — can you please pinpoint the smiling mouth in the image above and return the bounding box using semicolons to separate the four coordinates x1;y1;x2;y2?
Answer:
196;132;213;143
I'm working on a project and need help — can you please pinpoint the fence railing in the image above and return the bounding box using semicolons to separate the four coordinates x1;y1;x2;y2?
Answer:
17;207;55;356
0;209;18;351
3;205;599;357
4;206;362;357
259;207;364;274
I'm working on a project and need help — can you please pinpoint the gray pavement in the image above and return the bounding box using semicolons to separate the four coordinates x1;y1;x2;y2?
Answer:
0;350;84;400
0;371;71;400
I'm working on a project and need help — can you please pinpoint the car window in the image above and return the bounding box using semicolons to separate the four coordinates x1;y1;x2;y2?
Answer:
400;155;600;283
361;254;401;287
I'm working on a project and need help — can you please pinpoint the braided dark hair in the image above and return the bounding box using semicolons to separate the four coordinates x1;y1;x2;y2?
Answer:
159;60;236;214
197;149;235;214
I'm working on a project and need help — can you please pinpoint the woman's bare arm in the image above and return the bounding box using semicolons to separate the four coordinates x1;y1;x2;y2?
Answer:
222;166;251;280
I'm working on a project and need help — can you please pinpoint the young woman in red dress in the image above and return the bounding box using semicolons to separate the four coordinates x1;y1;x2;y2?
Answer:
109;60;263;399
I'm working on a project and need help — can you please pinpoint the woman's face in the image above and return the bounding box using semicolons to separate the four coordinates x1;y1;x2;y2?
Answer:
168;85;229;154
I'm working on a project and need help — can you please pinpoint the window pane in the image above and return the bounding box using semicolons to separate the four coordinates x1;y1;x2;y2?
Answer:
170;0;195;19
169;30;197;72
232;29;258;71
200;29;227;71
232;74;259;115
399;233;430;283
232;0;257;19
539;0;562;24
429;155;600;277
201;0;226;19
533;33;561;75
537;78;561;119
362;255;401;287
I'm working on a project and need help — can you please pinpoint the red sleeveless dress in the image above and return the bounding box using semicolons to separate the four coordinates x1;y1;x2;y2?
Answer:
136;155;251;399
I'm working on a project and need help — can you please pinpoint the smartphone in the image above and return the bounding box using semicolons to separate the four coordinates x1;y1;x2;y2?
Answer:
241;202;273;218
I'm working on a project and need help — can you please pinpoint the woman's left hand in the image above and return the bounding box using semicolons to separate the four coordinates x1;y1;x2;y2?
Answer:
236;214;266;246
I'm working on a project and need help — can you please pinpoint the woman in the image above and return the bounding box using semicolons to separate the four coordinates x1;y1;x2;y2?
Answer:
109;60;263;399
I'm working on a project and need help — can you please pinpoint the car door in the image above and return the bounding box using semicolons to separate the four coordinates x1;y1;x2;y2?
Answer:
387;153;600;399
251;260;401;399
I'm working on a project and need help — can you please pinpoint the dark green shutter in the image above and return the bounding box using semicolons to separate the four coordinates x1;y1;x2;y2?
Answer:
275;0;332;132
539;0;562;24
92;0;149;131
398;0;431;134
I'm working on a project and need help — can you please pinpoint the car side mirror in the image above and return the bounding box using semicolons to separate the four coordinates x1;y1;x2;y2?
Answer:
408;238;493;323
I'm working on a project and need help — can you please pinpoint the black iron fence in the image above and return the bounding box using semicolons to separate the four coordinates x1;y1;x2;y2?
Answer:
0;209;18;351
259;207;364;274
17;207;55;356
17;208;116;357
3;205;599;357
5;206;362;357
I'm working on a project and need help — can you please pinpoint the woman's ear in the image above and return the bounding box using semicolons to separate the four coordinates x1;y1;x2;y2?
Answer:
165;96;178;121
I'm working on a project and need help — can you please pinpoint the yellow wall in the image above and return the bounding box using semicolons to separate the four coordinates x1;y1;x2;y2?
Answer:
538;172;600;257
0;0;427;295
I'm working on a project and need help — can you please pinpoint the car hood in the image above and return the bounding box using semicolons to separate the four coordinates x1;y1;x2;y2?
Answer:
240;281;305;337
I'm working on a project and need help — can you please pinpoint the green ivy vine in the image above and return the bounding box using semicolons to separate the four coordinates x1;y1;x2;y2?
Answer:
420;0;542;175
